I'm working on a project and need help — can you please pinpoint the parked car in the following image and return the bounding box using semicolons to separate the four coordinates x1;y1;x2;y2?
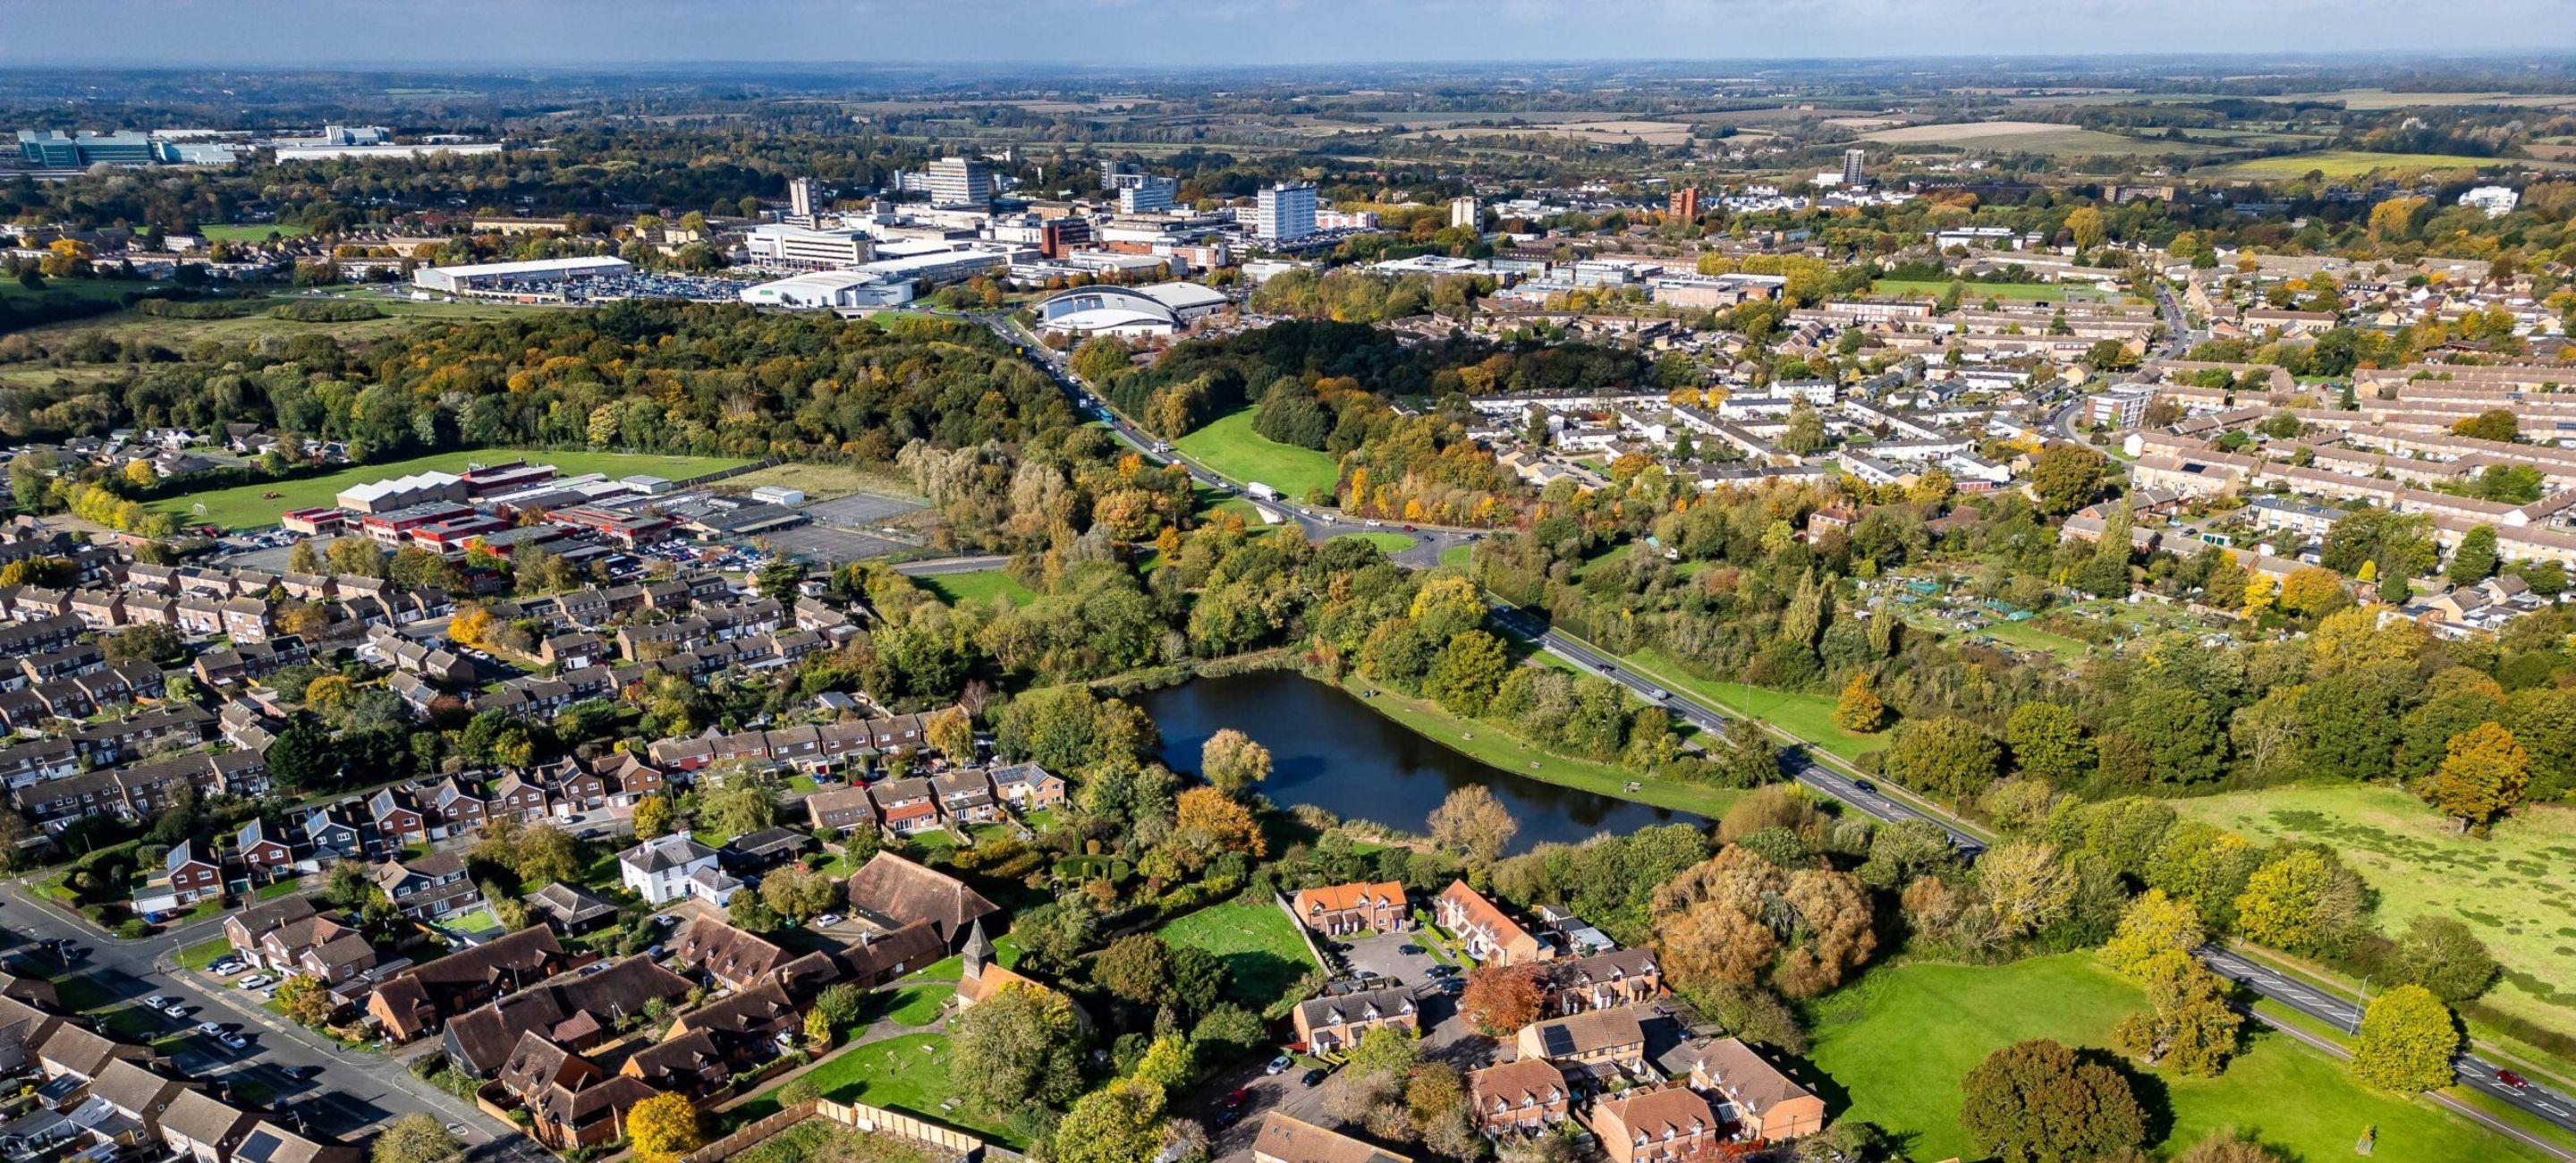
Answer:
812;913;843;929
1301;1068;1328;1087
217;1033;248;1050
1265;1056;1292;1075
195;1023;225;1037
237;974;274;989
1223;1089;1249;1110
161;1002;189;1018
145;995;174;1009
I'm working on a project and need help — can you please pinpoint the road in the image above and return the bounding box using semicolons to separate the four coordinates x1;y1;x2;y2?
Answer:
0;883;547;1163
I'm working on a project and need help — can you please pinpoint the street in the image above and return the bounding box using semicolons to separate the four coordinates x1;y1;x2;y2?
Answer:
0;882;544;1163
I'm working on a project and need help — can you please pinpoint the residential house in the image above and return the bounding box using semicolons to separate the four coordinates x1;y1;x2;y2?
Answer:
843;852;997;947
831;920;947;989
366;787;428;848
1291;881;1410;938
256;913;377;985
1436;880;1553;965
372;853;481;921
1682;1038;1825;1142
1587;1086;1720;1163
869;777;939;836
157;840;223;906
718;827;809;873
157;1089;257;1163
1469;1058;1572;1137
1538;948;1664;1015
525;884;620;936
667;918;787;991
1251;1112;1411;1163
440;956;694;1077
1514;1005;1649;1081
1293;985;1419;1056
496;1033;657;1150
224;896;319;963
987;762;1067;811
616;832;733;906
83;1059;182;1143
803;785;877;835
36;1023;148;1082
230;1119;361;1163
366;927;574;1041
930;769;1002;825
233;819;294;880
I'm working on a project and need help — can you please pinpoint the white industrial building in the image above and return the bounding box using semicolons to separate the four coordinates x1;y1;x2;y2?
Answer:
1030;282;1232;337
738;269;917;310
1256;183;1318;242
412;255;631;297
743;223;875;270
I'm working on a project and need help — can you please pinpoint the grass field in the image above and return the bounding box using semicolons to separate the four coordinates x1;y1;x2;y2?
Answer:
922;568;1037;607
177;938;233;971
1438;543;1473;569
19;293;544;348
1872;278;2106;303
1157;896;1318;1010
721;462;914;503
743;1032;1019;1145
198;224;311;242
2171;785;2576;1040
1962;618;2096;660
148;447;753;530
1859;121;2225;157
865;982;954;1027
2200;149;2515;178
1175;410;1340;500
1623;648;1888;763
1342;671;1741;819
1809;955;2554;1163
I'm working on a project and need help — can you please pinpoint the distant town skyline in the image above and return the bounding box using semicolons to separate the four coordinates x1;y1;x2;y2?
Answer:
2;0;2572;68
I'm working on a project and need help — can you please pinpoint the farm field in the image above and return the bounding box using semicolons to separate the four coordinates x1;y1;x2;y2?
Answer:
2170;784;2576;1040
1403;119;1695;146
922;568;1037;607
1155;896;1318;1011
1860;121;2225;157
148;447;753;530
1809;955;2554;1163
1174;409;1340;500
19;293;545;347
2199;149;2520;178
2265;89;2576;110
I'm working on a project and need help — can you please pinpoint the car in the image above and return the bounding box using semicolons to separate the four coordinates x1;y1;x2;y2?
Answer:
1364;519;1384;527
1301;1068;1327;1087
1223;1089;1250;1110
1397;944;1423;955
1265;1056;1292;1075
196;1023;225;1037
1213;1107;1241;1129
217;1034;248;1050
1424;965;1453;979
161;1003;189;1018
445;1125;469;1139
281;1065;321;1080
146;995;174;1009
1852;779;1877;794
812;913;843;929
2500;1069;2530;1090
1402;525;1416;532
652;913;682;927
237;974;275;989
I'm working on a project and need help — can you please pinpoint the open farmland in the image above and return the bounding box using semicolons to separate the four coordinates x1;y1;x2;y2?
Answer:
1861;120;2226;157
1403;119;1697;146
2199;149;2537;178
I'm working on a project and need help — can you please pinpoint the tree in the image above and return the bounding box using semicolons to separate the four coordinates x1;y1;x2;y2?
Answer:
925;705;975;761
626;1093;703;1163
699;765;780;837
761;865;840;924
1426;630;1513;717
2420;721;2529;831
1132;1034;1195;1091
2450;524;2501;586
1979;840;2077;938
1459;964;1545;1036
2233;849;2359;955
728;890;783;932
1885;716;2001;802
2177;1129;2287;1163
1428;785;1517;864
804;1006;834;1051
952;983;1088;1115
1053;1077;1166;1163
2101;889;2206;982
2384;915;2498;1004
2065;207;2107;250
2004;702;2089;785
1199;728;1272;795
631;794;674;839
370;1116;461;1163
101;624;182;666
2351;985;2461;1093
1174;786;1265;856
1095;934;1177;1007
2029;445;2108;516
2452;409;2519;443
1958;1039;2148;1163
275;974;335;1027
1834;675;1888;734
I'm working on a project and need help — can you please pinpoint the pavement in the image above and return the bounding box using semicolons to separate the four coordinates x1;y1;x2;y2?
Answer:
0;881;547;1163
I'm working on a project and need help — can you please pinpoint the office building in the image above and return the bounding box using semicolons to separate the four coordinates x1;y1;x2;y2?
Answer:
928;157;993;208
1450;196;1479;230
788;177;820;223
743;223;875;270
1114;174;1178;215
1667;186;1701;221
1256;183;1318;242
16;130;156;167
738;269;915;310
1843;148;1868;189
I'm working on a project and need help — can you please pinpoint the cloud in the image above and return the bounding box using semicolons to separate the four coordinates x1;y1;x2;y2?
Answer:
0;0;2564;67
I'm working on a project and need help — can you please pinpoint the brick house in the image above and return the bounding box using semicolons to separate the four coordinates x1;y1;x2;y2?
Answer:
1469;1057;1572;1137
1588;1086;1720;1163
803;785;877;835
157;839;223;905
1251;1112;1411;1163
1514;1004;1648;1080
1538;947;1665;1014
1683;1038;1826;1142
1436;880;1554;965
1291;881;1411;937
1292;985;1419;1056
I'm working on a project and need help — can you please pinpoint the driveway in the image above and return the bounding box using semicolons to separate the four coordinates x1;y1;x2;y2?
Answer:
1334;930;1441;989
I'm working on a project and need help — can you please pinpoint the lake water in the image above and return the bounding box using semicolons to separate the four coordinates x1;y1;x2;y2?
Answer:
1132;669;1707;852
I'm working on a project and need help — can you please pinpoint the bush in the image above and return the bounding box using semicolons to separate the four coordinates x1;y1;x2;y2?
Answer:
133;298;248;319
267;299;384;322
114;919;149;939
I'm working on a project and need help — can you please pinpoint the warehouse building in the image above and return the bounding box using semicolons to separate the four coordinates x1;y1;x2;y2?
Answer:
413;256;633;298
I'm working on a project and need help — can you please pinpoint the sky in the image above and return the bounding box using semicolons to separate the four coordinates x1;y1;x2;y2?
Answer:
0;0;2570;68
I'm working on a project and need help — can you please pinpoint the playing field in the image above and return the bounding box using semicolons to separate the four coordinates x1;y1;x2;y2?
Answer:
2200;149;2516;178
1174;409;1340;500
198;224;311;242
922;569;1037;607
150;448;754;530
1809;955;2555;1163
1872;278;2106;303
2171;784;2576;1040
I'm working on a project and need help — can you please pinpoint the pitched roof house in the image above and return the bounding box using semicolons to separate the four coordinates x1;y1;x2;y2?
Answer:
843;852;996;947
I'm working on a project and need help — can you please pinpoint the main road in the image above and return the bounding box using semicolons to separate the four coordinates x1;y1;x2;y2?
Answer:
984;309;2576;1156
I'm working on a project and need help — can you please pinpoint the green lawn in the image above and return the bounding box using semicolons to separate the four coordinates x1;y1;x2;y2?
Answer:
909;932;1021;982
1623;647;1889;763
922;568;1037;607
1809;955;2554;1163
1438;543;1474;569
1872;278;2100;302
1329;531;1417;554
1341;671;1742;819
53;975;114;1012
1174;409;1340;500
742;1032;1020;1146
2200;149;2515;178
149;448;755;530
1962;618;2095;661
869;982;954;1027
199;224;311;242
253;879;305;901
1156;896;1318;1010
178;938;233;971
2171;785;2576;1045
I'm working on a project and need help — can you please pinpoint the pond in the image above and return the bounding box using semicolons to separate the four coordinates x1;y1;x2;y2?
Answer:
1133;669;1707;853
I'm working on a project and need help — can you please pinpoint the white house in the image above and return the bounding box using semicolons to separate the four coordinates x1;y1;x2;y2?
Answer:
617;832;736;905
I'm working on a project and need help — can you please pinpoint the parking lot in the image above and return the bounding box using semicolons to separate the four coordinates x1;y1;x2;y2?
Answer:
1333;929;1446;988
802;492;928;528
760;523;912;565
